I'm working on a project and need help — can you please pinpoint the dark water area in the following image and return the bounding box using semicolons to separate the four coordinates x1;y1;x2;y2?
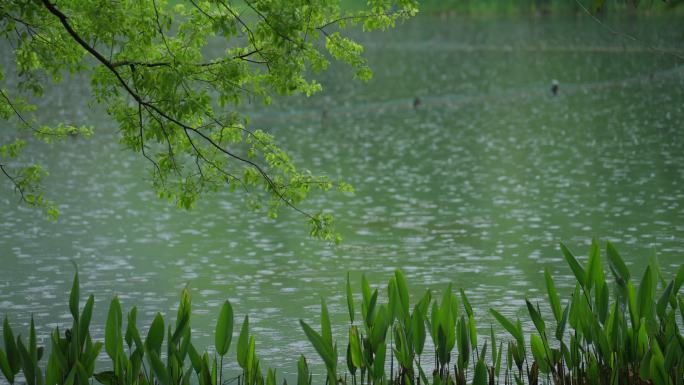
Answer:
1;14;683;380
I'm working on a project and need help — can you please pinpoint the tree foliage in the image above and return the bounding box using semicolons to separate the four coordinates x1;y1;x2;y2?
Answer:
0;0;417;241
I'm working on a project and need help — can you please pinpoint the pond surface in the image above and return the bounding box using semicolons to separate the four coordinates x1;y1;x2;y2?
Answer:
1;14;684;380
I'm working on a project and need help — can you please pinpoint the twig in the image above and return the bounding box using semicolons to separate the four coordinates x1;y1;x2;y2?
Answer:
574;0;684;61
0;164;26;203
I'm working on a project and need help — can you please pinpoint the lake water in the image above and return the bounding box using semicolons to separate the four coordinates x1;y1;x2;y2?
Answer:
1;14;683;380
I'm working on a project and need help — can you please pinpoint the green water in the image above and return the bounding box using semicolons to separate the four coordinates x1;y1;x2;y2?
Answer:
1;15;684;379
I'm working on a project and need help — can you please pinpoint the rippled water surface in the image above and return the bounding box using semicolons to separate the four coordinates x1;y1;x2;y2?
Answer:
1;15;684;379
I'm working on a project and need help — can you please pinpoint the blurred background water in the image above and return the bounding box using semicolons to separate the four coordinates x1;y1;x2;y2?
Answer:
1;14;683;380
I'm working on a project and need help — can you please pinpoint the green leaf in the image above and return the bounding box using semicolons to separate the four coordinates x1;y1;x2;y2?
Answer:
489;309;523;345
372;338;386;381
2;318;20;375
472;360;488;385
17;337;35;385
105;297;123;361
245;336;256;379
596;282;609;324
496;341;503;376
457;316;470;366
490;325;497;363
411;306;426;356
674;264;684;294
79;295;94;349
370;306;389;348
460;288;473;318
62;365;76;385
93;371;117;385
586;238;604;293
649;340;668;385
148;351;170;385
656;281;673;321
544;268;562;323
468;315;477;353
187;343;202;374
215;300;234;356
387;277;398;322
297;355;309;385
627;281;639;329
365;289;378;328
560;243;586;288
0;348;13;384
300;320;336;369
45;351;60;385
125;307;143;351
606;241;630;285
361;275;372;313
345;342;355;375
638;265;655;320
320;298;332;347
348;326;363;369
49;330;67;373
395;270;410;320
69;266;80;322
29;316;37;362
530;334;549;373
237;315;249;369
525;299;545;335
145;313;165;355
346;273;354;323
267;368;276;385
555;305;569;341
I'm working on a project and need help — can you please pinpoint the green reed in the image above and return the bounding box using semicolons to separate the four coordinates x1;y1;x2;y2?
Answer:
1;240;682;385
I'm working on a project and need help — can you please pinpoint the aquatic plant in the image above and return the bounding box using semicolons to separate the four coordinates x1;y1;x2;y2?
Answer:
307;240;683;385
0;240;682;385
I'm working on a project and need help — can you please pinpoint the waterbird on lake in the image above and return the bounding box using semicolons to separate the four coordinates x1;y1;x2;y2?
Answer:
551;79;559;96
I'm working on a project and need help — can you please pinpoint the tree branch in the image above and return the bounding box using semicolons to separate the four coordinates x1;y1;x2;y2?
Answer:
40;0;316;222
0;164;26;203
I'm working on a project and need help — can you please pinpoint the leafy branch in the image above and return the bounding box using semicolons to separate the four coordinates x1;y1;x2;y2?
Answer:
1;0;418;241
